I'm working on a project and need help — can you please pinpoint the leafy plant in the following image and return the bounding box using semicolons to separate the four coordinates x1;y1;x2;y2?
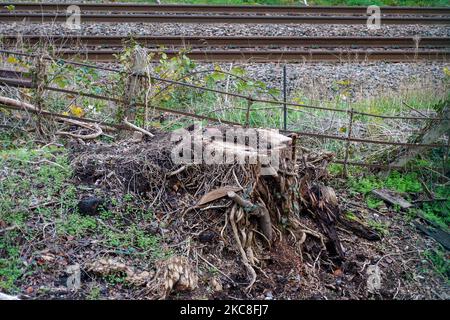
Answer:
423;248;450;282
367;220;389;236
366;195;384;209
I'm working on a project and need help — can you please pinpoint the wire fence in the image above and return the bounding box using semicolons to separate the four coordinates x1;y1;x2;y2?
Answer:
0;49;449;172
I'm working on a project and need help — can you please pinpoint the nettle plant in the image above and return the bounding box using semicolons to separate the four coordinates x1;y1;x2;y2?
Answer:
113;44;280;128
4;45;280;128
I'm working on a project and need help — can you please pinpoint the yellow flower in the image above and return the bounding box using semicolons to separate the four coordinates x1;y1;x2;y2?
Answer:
6;56;18;64
444;67;450;77
70;105;85;118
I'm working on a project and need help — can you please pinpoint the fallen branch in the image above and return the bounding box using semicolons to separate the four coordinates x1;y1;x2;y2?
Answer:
57;123;103;140
0;225;18;234
196;252;237;285
227;191;255;211
414;221;450;250
0;95;113;137
413;198;447;204
167;166;186;177
372;189;412;210
124;117;154;138
0;292;20;300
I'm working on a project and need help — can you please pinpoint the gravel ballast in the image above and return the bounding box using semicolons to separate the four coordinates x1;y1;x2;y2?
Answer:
0;15;448;100
0;22;448;37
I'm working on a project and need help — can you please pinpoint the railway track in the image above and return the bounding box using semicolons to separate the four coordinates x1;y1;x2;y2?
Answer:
1;13;448;25
1;3;449;15
0;4;448;62
2;35;449;49
16;49;445;63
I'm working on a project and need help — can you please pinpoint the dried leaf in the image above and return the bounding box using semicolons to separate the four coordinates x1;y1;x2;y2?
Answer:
198;186;242;206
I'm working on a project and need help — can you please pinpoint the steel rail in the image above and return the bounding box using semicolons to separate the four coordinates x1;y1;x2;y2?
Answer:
1;3;449;15
2;35;449;48
48;49;449;63
0;13;449;25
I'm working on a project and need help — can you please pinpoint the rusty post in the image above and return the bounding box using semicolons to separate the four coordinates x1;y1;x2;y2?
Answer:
343;108;354;178
245;98;252;128
123;46;147;122
31;53;47;135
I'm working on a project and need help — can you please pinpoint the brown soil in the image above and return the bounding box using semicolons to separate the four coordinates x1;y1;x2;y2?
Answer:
7;132;449;300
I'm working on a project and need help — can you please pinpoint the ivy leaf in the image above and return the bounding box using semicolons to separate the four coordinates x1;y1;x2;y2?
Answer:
235;80;249;92
211;71;226;82
231;67;245;77
53;75;68;89
268;88;280;96
255;81;267;89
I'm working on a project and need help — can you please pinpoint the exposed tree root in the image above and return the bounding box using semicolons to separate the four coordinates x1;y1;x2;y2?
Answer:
69;126;381;295
229;204;257;292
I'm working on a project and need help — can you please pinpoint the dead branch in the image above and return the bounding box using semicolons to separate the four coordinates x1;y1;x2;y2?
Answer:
0;292;20;300
57;123;103;140
0;96;112;138
167;165;186;177
123;117;155;138
0;225;18;234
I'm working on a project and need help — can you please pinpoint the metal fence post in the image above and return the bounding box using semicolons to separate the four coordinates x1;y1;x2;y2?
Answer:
343;108;354;177
283;65;287;131
245;98;252;128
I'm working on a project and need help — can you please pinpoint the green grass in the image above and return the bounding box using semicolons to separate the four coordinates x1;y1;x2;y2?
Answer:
87;286;102;300
0;146;75;292
367;219;389;236
0;146;74;225
422;247;450;283
0;232;24;292
0;141;169;293
57;214;98;237
419;185;450;229
346;170;450;230
348;171;422;195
